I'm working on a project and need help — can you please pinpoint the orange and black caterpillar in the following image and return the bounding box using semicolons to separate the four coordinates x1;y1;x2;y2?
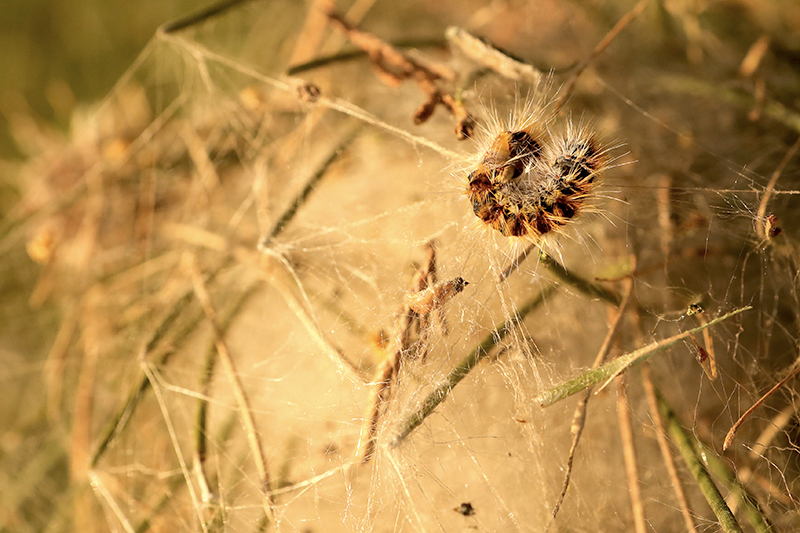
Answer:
467;124;607;238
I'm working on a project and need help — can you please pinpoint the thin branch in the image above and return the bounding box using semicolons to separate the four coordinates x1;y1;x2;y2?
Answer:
254;247;365;381
656;174;673;259
90;264;231;468
749;404;796;460
545;394;587;533
445;26;543;84
694;442;775;533
695;309;718;380
325;9;474;138
286;38;447;75
159;0;254;34
193;281;262;508
617;374;646;533
87;471;136;533
142;361;209;533
498;242;537;283
360;245;435;462
44;302;79;422
739;36;771;78
260;130;360;246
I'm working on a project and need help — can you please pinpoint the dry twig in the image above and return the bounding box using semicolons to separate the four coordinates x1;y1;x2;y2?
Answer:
391;285;555;447
555;0;649;114
756;135;800;241
617;374;646;533
360;243;467;462
642;364;699;533
546;279;632;529
723;359;800;451
445;26;542;84
325;8;475;138
498;242;537;283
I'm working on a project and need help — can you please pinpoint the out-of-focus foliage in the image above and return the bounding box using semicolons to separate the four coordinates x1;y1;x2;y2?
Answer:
0;0;208;158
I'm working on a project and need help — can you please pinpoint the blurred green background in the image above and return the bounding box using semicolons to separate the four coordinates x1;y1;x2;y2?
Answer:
0;0;209;159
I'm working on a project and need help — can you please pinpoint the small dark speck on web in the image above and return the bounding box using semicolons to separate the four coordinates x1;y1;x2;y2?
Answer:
456;502;475;516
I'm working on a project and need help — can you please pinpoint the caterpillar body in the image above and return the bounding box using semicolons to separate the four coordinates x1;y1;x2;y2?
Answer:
466;121;608;239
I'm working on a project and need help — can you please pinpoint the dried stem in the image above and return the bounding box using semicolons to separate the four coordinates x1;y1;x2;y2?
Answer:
360;244;468;462
325;9;474;138
193;281;262;508
547;280;632;529
445;26;543;84
159;0;253;35
695;311;718;380
286;38;447;76
723;358;800;451
538;249;622;306
254;247;365;381
141;361;209;533
71;291;103;531
739;36;771;78
545;395;587;533
555;0;648;114
756;134;800;240
656;174;673;259
359;308;413;463
90;264;231;468
360;246;430;462
749;404;796;460
498;242;537;283
44;301;79;422
641;364;699;533
617;374;646;533
87;471;136;533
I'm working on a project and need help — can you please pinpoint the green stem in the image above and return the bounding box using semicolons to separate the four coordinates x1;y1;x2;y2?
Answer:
695;441;775;533
262;130;360;244
538;249;622;306
390;285;556;447
656;390;744;533
534;307;750;407
159;0;254;34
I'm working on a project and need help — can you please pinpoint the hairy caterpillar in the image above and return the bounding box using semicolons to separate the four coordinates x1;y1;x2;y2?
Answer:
466;114;608;239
